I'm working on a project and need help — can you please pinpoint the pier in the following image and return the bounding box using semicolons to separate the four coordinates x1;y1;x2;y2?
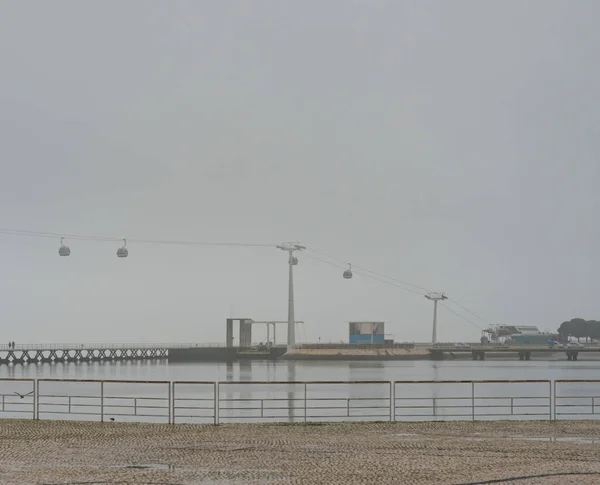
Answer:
428;343;599;361
0;343;286;365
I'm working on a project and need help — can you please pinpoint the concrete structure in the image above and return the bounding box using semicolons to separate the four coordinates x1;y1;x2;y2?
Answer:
429;344;594;361
225;317;253;348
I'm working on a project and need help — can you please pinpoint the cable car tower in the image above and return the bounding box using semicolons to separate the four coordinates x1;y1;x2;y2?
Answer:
425;292;447;344
276;242;305;351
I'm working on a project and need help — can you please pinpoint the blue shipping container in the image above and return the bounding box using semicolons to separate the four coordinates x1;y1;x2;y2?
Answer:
349;334;385;344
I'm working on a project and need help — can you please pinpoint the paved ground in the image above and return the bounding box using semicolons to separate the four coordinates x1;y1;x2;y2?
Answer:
1;420;600;484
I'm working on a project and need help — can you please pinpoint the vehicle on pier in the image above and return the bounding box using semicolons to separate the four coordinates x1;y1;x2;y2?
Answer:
484;325;559;345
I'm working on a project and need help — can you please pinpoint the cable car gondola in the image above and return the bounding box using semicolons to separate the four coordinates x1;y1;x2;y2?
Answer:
117;239;128;258
343;263;353;279
58;237;70;257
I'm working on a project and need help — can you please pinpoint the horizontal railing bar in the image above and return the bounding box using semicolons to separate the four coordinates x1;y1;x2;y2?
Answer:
395;404;550;410
39;409;100;417
310;397;390;401
305;405;391;410
173;415;215;418
476;413;550;416
39;403;97;407
394;380;551;384
395;414;474;418
39;379;170;384
172;381;218;385
394;396;548;401
220;380;392;385
306;414;390;419
555;380;600;383
38;397;169;402
173;406;216;411
101;404;169;411
396;412;548;419
96;413;169;418
556;405;597;408
217;415;387;419
219;398;305;403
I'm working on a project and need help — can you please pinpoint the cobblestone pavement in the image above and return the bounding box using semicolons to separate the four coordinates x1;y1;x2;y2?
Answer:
1;419;600;484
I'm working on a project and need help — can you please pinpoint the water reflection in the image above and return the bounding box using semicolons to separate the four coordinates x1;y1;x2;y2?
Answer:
1;359;600;383
432;363;439;418
3;359;600;423
287;361;296;422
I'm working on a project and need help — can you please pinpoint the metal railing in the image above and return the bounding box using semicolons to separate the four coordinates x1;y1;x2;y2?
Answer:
0;379;599;424
0;343;225;351
554;380;600;420
393;380;552;421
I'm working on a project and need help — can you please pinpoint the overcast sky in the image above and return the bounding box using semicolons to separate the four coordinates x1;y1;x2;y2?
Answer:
0;1;598;345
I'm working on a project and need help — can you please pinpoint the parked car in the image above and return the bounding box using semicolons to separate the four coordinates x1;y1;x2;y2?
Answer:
453;342;470;348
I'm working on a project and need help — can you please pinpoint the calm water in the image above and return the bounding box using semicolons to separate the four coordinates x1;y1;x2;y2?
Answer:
0;358;598;381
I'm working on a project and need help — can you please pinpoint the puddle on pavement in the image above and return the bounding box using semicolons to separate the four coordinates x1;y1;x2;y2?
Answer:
512;436;600;444
124;463;177;470
461;435;600;445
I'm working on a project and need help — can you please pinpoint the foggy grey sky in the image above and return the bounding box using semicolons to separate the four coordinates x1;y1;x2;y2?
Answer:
1;1;599;344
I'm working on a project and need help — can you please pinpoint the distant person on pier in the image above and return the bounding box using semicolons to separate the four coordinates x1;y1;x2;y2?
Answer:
11;341;15;349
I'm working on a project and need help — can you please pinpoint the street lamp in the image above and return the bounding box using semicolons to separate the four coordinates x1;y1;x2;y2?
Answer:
425;292;447;344
276;242;305;351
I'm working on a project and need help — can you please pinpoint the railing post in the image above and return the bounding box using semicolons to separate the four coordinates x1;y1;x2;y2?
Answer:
35;379;40;420
392;381;396;422
100;381;104;423
389;381;393;421
171;382;175;425
549;381;552;422
167;382;171;424
510;397;514;416
261;399;264;418
593;397;596;416
214;382;219;425
32;380;36;420
553;380;557;422
304;383;307;423
471;382;475;422
347;398;350;417
68;396;72;415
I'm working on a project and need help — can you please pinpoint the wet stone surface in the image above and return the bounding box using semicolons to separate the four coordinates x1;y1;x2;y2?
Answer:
1;419;600;484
